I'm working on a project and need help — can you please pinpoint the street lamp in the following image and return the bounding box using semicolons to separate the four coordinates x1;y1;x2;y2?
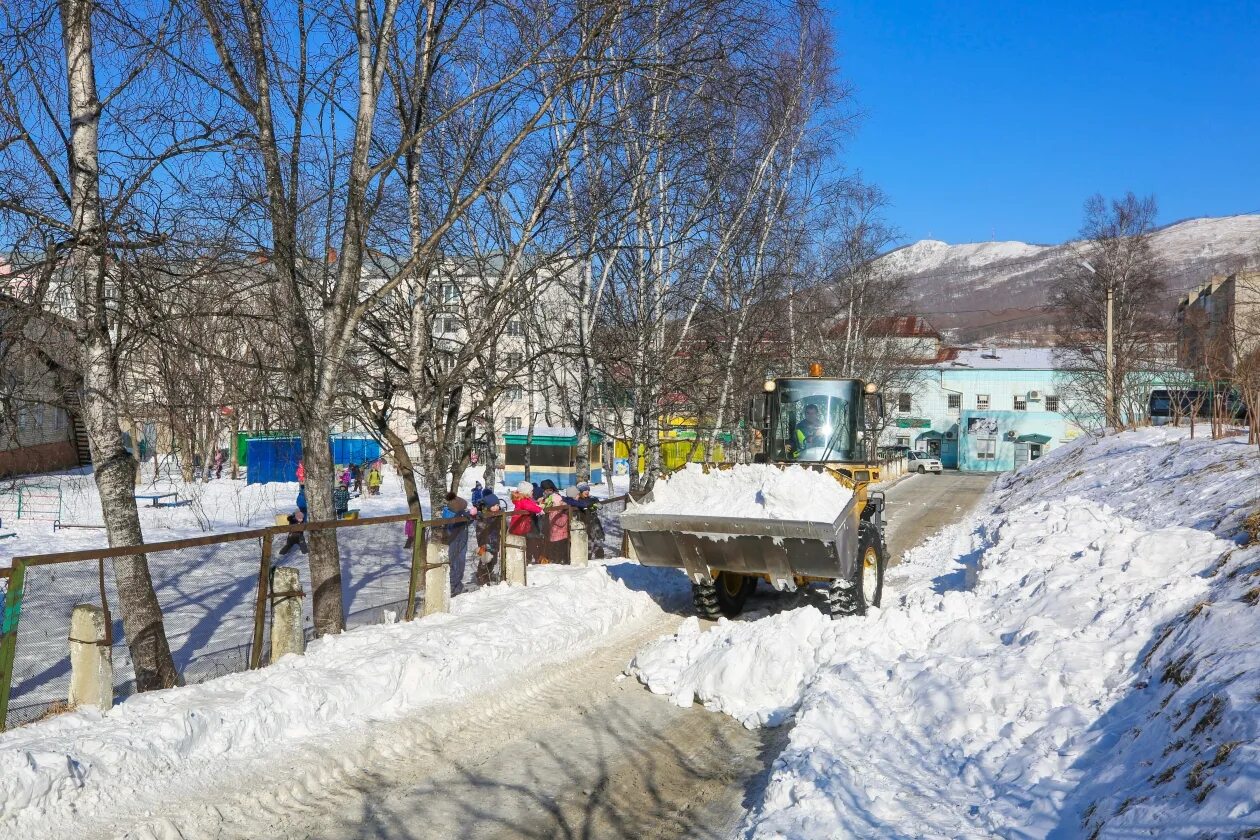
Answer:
1081;259;1115;427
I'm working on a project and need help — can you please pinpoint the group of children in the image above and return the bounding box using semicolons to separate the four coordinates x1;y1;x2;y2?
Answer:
281;459;381;557
339;462;383;495
505;479;605;566
279;460;607;593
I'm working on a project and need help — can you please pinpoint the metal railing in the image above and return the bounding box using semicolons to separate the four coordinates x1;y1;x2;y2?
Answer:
0;490;642;731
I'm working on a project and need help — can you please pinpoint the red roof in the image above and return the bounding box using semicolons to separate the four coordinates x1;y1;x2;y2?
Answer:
825;316;941;340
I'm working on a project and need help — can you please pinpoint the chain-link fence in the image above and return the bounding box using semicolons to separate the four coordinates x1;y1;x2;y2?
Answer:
0;511;435;729
0;495;637;730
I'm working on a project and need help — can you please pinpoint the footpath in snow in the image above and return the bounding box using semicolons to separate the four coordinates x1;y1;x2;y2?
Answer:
0;561;676;839
632;427;1260;838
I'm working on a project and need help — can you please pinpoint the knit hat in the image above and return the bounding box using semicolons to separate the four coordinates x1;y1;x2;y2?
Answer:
564;485;580;498
449;495;468;512
577;483;591;492
515;480;533;495
540;479;558;492
481;492;501;509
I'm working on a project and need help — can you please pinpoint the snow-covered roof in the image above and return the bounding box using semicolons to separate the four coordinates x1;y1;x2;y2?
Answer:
927;346;1059;370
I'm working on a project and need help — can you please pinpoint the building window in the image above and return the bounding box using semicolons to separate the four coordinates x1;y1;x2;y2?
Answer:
947;394;961;411
506;318;523;337
506;387;523;401
895;436;910;448
504;352;522;370
976;394;989;410
897;392;912;413
976;438;996;461
440;281;459;304
1044;396;1059;412
505;416;523;432
436;315;461;334
1013;396;1027;411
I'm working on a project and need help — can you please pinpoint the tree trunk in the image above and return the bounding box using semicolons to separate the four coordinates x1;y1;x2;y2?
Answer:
300;418;344;635
380;424;420;514
482;425;497;487
62;0;177;691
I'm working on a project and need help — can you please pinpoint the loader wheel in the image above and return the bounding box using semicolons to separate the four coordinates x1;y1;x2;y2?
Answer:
692;572;756;619
827;526;885;619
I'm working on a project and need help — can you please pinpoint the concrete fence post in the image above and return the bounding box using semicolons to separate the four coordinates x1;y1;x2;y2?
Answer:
422;539;451;615
504;533;527;586
270;566;305;661
569;515;588;568
68;604;112;711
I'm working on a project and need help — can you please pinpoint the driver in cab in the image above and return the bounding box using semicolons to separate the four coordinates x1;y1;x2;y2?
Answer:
792;403;825;456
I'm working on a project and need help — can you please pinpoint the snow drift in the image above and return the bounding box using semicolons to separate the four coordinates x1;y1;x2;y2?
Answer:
631;463;852;522
632;428;1260;838
0;564;658;838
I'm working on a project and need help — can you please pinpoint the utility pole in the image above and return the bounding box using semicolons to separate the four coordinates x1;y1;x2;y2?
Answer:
1082;260;1115;427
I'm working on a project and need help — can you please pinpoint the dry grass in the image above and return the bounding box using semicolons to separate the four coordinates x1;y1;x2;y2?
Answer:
1245;508;1260;546
30;700;73;723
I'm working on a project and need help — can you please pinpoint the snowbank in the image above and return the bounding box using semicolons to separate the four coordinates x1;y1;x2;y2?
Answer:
632;463;852;522
0;563;659;837
632;428;1260;837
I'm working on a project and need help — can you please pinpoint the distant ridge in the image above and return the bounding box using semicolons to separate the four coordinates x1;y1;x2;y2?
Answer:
874;214;1260;343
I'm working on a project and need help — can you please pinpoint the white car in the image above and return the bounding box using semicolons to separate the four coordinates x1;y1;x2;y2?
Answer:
908;451;943;474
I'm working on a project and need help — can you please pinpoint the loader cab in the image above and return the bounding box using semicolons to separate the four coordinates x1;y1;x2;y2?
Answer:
767;377;864;464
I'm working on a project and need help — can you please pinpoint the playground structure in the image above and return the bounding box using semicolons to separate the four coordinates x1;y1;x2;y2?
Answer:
0;484;63;523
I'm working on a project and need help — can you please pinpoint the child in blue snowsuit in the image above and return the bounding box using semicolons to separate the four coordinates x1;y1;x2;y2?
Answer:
441;494;475;595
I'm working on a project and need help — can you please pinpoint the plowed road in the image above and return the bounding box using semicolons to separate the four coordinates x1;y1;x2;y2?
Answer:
141;472;994;840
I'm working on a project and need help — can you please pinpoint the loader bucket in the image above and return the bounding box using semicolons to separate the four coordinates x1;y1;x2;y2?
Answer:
621;494;860;589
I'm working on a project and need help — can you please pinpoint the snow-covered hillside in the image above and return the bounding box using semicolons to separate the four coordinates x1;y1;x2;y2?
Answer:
632;427;1260;838
875;214;1260;340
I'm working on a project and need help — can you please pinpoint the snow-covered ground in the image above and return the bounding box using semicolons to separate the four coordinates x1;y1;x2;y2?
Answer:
632;427;1260;838
1;467;631;726
0;560;681;838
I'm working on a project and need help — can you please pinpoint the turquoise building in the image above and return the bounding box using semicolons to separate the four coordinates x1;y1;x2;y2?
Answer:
884;347;1089;472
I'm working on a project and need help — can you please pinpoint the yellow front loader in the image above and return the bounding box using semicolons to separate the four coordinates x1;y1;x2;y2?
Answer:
621;366;889;620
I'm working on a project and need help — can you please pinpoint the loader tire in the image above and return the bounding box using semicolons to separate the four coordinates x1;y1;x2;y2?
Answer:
828;526;886;619
692;572;756;619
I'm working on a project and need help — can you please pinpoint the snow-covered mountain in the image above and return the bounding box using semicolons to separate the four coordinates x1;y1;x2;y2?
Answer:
876;214;1260;342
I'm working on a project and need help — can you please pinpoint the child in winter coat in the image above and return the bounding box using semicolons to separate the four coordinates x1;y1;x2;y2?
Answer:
475;492;503;584
565;483;606;559
367;466;382;495
540;483;571;564
441;494;476;595
279;509;309;556
296;461;306;484
508;481;544;563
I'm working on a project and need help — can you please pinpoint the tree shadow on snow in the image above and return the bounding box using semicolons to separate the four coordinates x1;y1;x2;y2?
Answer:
268;678;779;840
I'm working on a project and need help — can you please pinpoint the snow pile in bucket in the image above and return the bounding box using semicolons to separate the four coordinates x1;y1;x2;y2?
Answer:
0;564;659;838
631;427;1260;837
632;463;852;521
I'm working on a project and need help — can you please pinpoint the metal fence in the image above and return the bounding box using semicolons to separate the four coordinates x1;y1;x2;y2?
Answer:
0;490;643;731
0;484;63;523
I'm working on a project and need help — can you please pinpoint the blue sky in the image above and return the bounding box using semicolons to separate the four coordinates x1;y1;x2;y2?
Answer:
826;1;1260;246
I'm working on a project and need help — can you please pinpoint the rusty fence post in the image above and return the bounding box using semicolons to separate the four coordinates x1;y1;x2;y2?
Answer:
0;559;28;731
249;533;273;670
498;508;509;584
